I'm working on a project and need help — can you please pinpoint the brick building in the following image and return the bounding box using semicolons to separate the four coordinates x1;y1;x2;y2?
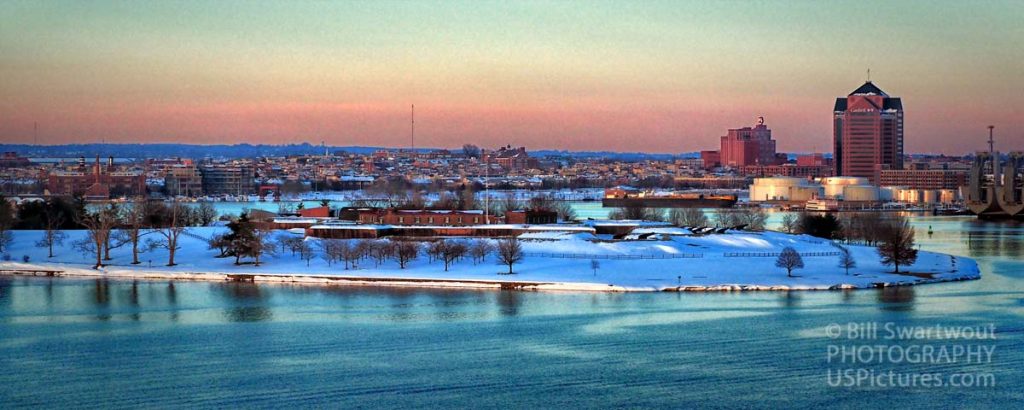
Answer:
833;81;904;183
700;150;721;169
741;164;834;179
358;209;501;226
720;117;778;168
46;156;145;199
486;145;537;171
876;167;967;190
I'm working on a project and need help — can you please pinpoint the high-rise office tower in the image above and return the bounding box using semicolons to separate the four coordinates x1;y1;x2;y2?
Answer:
833;81;903;183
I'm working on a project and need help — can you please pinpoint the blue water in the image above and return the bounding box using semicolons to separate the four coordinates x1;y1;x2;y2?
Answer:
1;216;1021;408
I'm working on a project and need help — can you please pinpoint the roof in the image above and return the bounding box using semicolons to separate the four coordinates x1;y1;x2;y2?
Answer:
835;96;902;112
848;81;888;96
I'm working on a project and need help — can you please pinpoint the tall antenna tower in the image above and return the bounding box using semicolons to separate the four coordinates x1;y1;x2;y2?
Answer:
410;104;415;151
33;121;38;145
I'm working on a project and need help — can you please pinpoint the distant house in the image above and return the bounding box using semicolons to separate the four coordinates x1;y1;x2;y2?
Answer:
505;209;558;224
298;205;331;218
357;208;501;226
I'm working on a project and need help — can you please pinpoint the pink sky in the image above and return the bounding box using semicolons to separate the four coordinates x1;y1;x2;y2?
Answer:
2;1;1022;154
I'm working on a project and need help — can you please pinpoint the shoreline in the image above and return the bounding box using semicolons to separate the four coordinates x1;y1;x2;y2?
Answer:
0;261;981;293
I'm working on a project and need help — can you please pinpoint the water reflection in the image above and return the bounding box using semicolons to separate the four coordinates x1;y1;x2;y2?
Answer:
496;290;521;316
0;277;13;307
779;291;801;309
127;281;140;321
167;282;179;322
217;282;273;322
877;286;915;312
93;279;111;321
963;220;1024;258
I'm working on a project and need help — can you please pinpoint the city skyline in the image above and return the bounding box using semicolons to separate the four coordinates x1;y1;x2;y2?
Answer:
2;0;1022;154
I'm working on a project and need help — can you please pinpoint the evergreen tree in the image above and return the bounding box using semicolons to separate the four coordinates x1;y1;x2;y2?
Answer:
225;213;257;265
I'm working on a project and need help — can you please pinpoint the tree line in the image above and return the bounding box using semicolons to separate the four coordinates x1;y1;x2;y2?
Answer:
212;212;527;274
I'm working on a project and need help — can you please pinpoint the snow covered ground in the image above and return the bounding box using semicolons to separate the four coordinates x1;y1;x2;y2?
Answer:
0;227;979;292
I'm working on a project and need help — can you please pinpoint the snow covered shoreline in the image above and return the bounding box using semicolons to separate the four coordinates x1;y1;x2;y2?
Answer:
0;256;980;294
0;227;981;293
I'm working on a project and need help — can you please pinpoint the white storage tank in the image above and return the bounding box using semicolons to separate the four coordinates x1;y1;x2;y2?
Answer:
749;177;820;202
842;185;880;202
894;188;921;203
938;189;959;204
821;177;870;199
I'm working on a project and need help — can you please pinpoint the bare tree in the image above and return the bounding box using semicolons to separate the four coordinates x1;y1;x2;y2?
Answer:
780;213;799;234
395;241;419;269
469;240;493;264
432;192;459;210
496;236;524;275
668;208;708;228
369;240;395;266
500;193;522;215
877;216;918;273
462;144;481;158
277;234;305;256
340;240;363;269
151;201;187;266
251;228;276;266
459;188;477;210
74;205;118;269
838;247;857;275
100;203;123;261
320;239;343;267
609;206;663;221
775;246;804;277
527;194;576;221
426;240;445;263
734;207;768;231
195;202;218;226
113;198;151;264
0;194;14;253
355;239;374;263
36;206;67;258
299;240;315;266
209;233;231;257
713;209;734;227
438;240;468;271
36;226;67;258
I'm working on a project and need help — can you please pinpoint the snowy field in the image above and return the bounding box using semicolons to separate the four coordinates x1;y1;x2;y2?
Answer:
0;228;979;292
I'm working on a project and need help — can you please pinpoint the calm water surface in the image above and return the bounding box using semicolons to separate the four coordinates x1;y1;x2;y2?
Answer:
1;215;1021;408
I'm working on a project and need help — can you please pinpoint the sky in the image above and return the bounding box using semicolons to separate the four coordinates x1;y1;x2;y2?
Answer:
1;0;1022;154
